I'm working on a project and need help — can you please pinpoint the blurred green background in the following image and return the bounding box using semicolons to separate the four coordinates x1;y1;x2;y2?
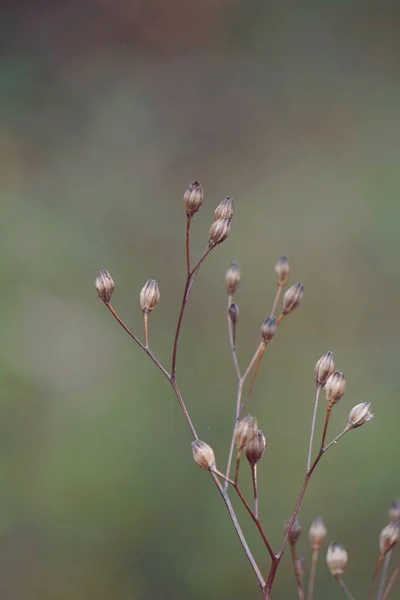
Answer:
1;1;400;598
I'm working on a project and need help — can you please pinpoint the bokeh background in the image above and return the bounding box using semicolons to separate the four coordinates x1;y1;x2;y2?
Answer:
2;1;400;598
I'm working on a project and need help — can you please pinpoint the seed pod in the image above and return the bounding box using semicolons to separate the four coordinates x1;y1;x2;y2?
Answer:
245;430;266;465
229;302;239;326
389;501;400;523
140;279;160;313
234;415;257;450
95;269;115;303
208;218;232;247
325;371;346;406
191;440;216;469
283;282;304;315
309;517;327;551
260;317;276;344
347;402;374;429
284;517;302;547
275;255;290;286
225;262;241;295
326;542;348;576
214;197;234;221
379;523;400;554
315;352;335;387
184;181;204;217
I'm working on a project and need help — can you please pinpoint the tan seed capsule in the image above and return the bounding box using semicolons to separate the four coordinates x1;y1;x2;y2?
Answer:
389;501;400;523
309;517;327;551
283;282;304;315
379;523;400;554
225;261;241;295
229;302;239;326
260;317;276;344
347;402;374;429
325;371;346;406
184;181;204;217
208;218;231;247
214;197;234;220
315;351;335;387
284;517;302;547
140;279;160;313
234;415;257;450
245;430;266;465
191;440;216;469
326;542;348;576
275;255;290;286
95;269;115;303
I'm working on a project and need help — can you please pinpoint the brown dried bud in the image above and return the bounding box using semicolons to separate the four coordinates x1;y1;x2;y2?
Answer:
184;181;204;217
261;317;276;344
326;542;348;576
225;261;241;295
95;269;115;303
208;218;232;247
389;501;400;523
245;430;266;465
214;197;234;221
283;282;304;315
379;523;400;554
275;255;290;286
229;302;239;326
325;371;346;406
347;402;374;429
315;351;335;387
284;517;302;547
234;415;257;450
191;440;216;469
140;279;160;313
309;517;327;551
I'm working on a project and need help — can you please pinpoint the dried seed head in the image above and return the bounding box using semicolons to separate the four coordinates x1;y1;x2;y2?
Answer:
214;196;234;221
208;218;232;247
309;517;327;551
389;501;400;523
260;317;276;344
225;261;241;295
191;440;216;469
184;181;204;217
140;279;160;313
284;517;302;547
245;430;266;465
315;351;335;387
275;255;290;286
234;415;257;450
283;282;304;315
95;269;115;303
325;371;346;406
347;402;374;429
326;542;348;576
229;302;239;326
379;522;400;554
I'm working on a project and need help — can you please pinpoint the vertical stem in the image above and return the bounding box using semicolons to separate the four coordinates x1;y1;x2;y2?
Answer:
270;284;283;317
227;295;241;380
291;545;306;600
251;464;259;519
307;385;320;471
378;551;392;599
381;560;400;600
143;312;149;348
307;549;318;600
234;449;241;485
185;216;191;275
336;576;356;600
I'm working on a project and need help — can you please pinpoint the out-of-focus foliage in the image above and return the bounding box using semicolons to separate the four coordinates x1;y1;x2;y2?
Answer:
1;1;400;598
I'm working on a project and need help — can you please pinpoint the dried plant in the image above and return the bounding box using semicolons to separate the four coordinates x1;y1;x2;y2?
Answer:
95;182;398;599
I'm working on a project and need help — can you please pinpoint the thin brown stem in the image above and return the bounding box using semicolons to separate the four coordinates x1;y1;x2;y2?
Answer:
320;405;332;449
307;549;318;600
143;312;149;349
247;344;266;397
251;464;259;519
169;378;198;439
276;312;285;325
291;545;306;600
227;295;241;380
335;576;356;600
234;449;241;485
210;471;266;589
381;559;400;600
378;550;392;599
369;555;385;599
307;385;321;471
270;284;283;317
185;215;191;275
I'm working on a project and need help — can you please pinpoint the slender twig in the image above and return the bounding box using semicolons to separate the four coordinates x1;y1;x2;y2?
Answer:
291;545;306;600
307;385;321;471
185;216;191;275
369;555;385;599
378;550;392;599
270;284;283;317
143;312;149;348
251;464;259;519
335;575;356;600
324;426;351;452
227;295;241;380
234;449;241;485
276;312;285;325
247;344;266;397
320;405;332;449
381;559;400;600
307;549;318;600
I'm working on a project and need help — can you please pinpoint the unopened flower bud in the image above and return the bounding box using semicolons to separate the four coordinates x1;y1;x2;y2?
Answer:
315;351;335;387
208;218;232;247
191;440;216;469
389;501;400;523
184;181;204;217
245;430;266;465
229;302;239;326
347;402;374;429
214;197;234;221
261;317;276;344
309;517;327;551
234;415;257;450
275;255;290;286
284;517;302;547
95;269;115;303
325;371;346;406
140;279;160;313
225;262;241;295
283;282;304;315
326;542;348;576
379;523;400;554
